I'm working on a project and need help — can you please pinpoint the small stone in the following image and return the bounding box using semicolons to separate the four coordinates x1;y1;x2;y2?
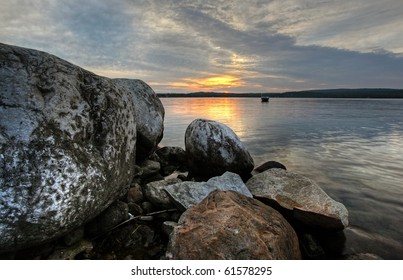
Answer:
48;239;93;260
141;201;154;214
127;202;143;216
143;180;174;209
139;160;161;179
127;183;143;203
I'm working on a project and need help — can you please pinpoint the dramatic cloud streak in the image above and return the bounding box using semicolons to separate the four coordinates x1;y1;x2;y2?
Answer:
1;0;403;92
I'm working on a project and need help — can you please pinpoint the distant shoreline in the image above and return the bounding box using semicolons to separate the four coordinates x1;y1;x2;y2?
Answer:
157;88;403;98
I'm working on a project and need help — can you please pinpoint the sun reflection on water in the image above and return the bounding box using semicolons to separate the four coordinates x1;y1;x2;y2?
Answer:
167;98;247;138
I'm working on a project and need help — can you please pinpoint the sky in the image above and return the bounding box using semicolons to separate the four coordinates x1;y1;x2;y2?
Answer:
1;0;403;93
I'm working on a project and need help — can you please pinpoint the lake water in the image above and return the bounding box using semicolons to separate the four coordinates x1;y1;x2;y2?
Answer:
159;97;403;259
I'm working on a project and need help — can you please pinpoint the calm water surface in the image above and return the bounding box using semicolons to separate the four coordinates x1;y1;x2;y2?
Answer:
160;98;403;259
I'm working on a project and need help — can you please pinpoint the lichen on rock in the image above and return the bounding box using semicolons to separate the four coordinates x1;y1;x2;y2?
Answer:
0;43;137;252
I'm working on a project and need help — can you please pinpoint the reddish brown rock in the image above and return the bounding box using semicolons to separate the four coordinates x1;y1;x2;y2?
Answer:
127;183;143;204
165;190;301;260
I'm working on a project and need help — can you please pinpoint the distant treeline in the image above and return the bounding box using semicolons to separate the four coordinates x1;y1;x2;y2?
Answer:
157;88;403;98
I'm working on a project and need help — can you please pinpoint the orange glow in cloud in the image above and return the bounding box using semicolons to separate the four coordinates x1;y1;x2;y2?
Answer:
197;76;240;88
150;75;244;92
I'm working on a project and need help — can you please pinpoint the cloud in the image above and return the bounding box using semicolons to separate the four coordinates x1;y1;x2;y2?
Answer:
267;0;403;55
1;0;403;92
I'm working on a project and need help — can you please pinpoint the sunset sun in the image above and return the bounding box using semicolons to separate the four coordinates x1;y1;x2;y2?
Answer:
174;75;245;92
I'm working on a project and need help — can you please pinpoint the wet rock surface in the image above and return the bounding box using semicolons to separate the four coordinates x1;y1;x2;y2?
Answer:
165;190;301;260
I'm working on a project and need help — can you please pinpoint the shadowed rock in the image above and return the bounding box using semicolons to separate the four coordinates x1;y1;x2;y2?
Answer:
165;190;301;260
254;160;287;173
113;79;164;161
155;146;187;176
246;168;349;231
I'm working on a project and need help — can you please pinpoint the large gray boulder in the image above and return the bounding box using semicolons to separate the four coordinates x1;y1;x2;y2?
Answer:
185;119;254;178
165;190;301;259
113;79;164;161
246;168;349;231
163;171;253;210
0;43;137;252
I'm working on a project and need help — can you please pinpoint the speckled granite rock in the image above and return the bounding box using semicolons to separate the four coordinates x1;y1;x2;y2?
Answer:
246;168;349;231
163;171;253;210
185;118;254;178
0;43;137;252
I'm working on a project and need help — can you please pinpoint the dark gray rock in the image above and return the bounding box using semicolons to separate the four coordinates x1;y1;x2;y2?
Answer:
127;202;143;216
163;171;253;210
185;119;254;178
113;78;164;161
143;180;175;209
254;161;287;173
155;146;187;175
166;190;301;260
0;43;137;252
246;168;349;231
155;146;186;166
141;201;154;214
139;160;161;179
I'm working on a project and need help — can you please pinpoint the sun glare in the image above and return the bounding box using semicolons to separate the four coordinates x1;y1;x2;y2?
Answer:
162;75;245;92
168;98;247;138
149;75;245;93
202;76;238;87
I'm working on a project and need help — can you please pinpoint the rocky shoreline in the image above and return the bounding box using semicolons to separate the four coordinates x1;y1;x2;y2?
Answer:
0;43;380;260
0;148;350;260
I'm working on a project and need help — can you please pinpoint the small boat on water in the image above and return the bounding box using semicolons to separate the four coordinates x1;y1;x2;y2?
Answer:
261;96;269;102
